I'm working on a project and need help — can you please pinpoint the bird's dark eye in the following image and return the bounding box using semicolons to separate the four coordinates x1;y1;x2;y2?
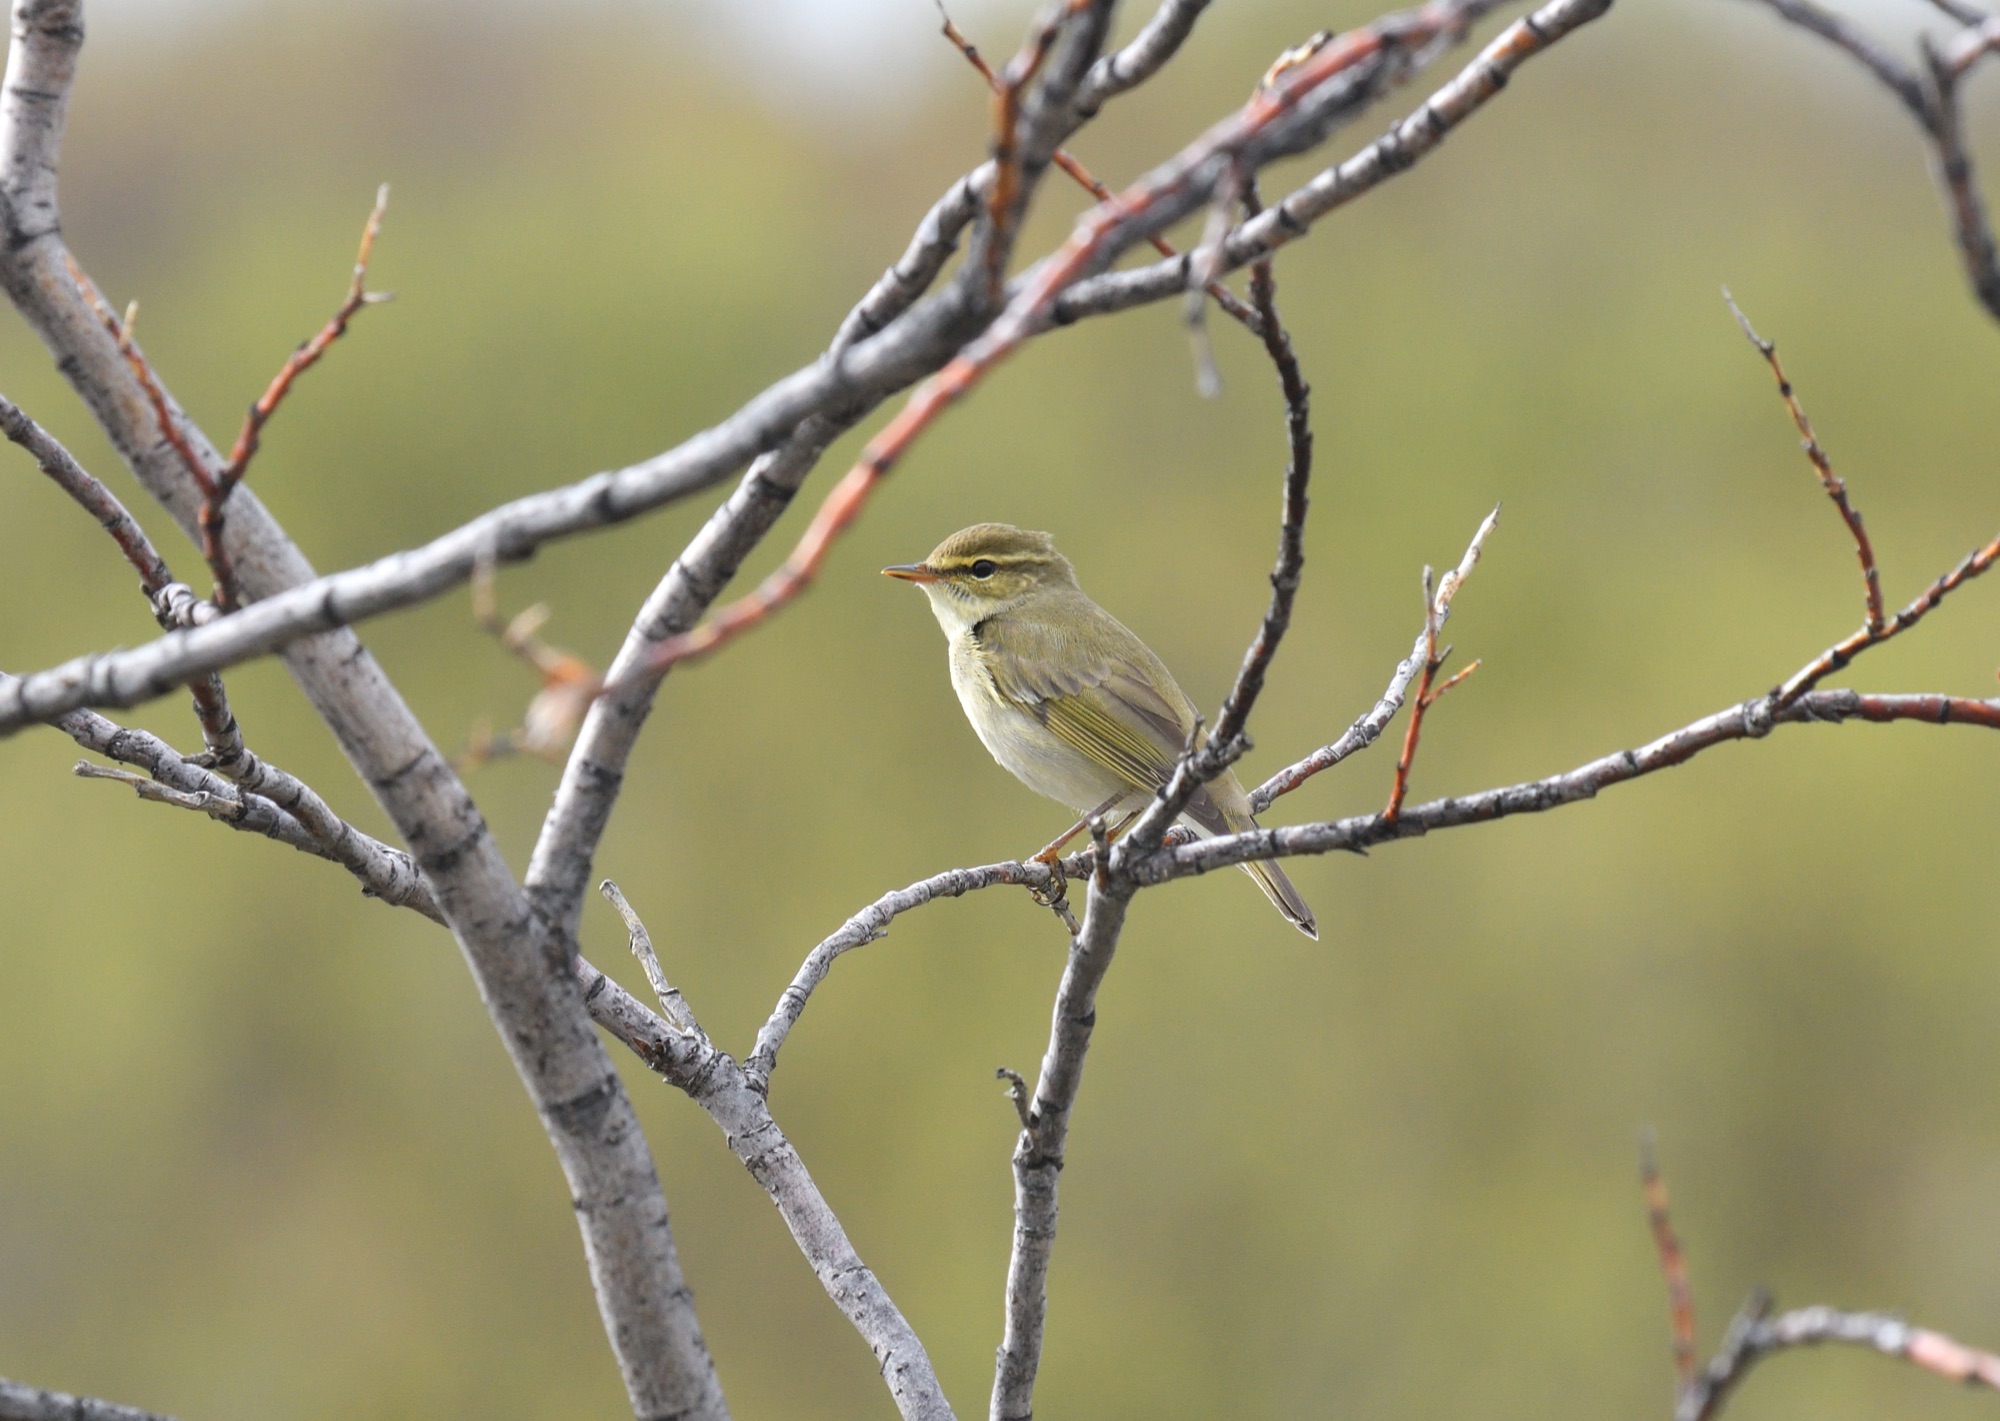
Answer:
970;559;997;579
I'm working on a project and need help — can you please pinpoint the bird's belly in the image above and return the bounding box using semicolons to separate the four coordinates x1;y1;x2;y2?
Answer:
948;646;1133;814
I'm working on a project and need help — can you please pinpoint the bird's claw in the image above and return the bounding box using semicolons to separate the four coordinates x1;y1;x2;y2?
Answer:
1028;850;1068;911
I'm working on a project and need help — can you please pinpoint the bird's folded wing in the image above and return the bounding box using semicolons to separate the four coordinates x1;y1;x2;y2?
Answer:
979;612;1196;793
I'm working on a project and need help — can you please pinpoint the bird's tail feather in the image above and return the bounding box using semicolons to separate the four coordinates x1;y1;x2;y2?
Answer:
1240;855;1317;940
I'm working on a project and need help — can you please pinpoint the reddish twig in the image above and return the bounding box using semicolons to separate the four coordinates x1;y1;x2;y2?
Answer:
66;191;389;613
1777;530;2000;708
983;0;1095;301
1382;509;1496;821
1726;293;1884;632
936;0;1260;331
219;184;390;498
1640;1132;1700;1390
67;265;239;607
461;555;603;767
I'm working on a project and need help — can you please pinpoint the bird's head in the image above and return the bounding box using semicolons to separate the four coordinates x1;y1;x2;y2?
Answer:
883;523;1079;632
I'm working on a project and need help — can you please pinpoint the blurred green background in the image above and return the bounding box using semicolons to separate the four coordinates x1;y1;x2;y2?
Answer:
2;0;1998;1416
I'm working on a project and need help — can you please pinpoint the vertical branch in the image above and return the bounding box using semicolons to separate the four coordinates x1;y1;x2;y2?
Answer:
1382;510;1494;822
1640;1132;1701;1391
991;872;1136;1421
1921;36;2000;323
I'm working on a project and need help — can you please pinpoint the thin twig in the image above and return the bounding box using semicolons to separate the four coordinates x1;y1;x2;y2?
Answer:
40;690;442;923
1639;1131;1700;1390
218;184;390;496
1741;0;2000;322
1123;202;1315;850
1725;293;1883;631
1248;509;1493;811
935;0;1260;331
1052;0;1615;326
599;879;706;1041
0;390;173;593
1383;509;1498;821
745;856;1073;1089
1774;528;2000;707
996;1068;1033;1129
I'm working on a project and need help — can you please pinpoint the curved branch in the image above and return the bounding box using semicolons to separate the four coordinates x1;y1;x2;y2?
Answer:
1680;1295;2000;1421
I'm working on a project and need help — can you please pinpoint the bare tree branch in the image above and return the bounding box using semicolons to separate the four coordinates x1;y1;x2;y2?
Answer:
0;4;726;1414
0;0;1601;740
1145;689;2000;885
1638;1139;2000;1421
1053;0;1614;324
1680;1299;2000;1421
991;870;1135;1421
2;387;170;593
1726;293;1885;632
0;1377;177;1421
1741;0;2000;323
575;913;956;1421
35;683;444;919
744;857;1071;1090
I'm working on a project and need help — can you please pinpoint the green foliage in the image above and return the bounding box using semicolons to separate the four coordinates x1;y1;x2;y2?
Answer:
2;2;1998;1417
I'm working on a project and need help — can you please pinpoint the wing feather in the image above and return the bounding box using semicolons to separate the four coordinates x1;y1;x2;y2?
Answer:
977;598;1199;795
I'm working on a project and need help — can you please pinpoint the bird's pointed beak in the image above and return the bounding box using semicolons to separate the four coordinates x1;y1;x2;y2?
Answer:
881;563;942;583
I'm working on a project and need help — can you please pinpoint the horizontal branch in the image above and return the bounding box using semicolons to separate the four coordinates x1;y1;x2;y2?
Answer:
1142;690;2000;883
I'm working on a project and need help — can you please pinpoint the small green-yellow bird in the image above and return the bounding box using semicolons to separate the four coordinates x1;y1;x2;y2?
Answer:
884;523;1317;938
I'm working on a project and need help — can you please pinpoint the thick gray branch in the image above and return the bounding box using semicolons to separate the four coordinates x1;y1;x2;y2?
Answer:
0;5;724;1414
0;1377;176;1421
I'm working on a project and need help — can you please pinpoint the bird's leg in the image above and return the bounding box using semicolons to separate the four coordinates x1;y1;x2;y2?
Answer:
1028;792;1126;911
